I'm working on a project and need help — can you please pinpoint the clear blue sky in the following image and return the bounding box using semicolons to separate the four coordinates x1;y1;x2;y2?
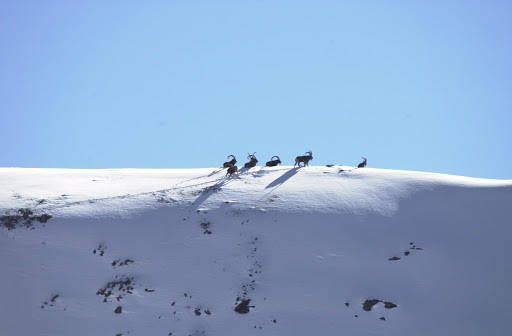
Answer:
1;1;511;178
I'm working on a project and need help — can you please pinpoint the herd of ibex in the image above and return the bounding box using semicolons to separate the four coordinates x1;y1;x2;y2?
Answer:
222;151;367;177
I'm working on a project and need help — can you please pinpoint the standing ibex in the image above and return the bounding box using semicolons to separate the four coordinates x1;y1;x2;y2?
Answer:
226;164;238;177
265;156;281;167
244;153;258;169
294;151;313;167
223;155;237;168
357;157;367;168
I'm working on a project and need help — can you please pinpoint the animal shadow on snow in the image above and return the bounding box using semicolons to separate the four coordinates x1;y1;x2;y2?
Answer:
191;177;235;208
251;167;289;178
265;168;299;189
337;169;367;179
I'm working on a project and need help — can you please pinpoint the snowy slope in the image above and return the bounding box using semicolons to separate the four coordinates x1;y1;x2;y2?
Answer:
1;166;511;336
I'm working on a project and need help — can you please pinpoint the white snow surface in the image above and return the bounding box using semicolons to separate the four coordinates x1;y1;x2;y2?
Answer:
1;166;511;336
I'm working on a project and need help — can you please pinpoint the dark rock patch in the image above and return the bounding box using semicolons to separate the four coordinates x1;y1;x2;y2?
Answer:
383;301;397;309
93;243;107;256
200;222;212;235
363;299;380;311
112;258;134;267
96;275;135;302
114;306;122;314
40;293;59;308
157;197;170;203
388;241;423;260
35;214;52;223
362;299;398;311
0;208;52;230
234;299;254;314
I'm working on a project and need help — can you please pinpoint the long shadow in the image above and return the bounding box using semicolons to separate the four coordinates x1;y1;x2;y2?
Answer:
265;167;300;189
190;176;234;209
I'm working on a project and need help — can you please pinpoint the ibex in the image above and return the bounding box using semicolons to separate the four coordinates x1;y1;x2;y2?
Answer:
223;155;237;168
226;164;238;177
244;153;258;169
294;151;313;167
357;157;367;168
265;155;281;167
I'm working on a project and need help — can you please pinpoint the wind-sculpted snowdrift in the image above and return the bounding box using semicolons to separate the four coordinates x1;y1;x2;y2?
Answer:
0;167;511;336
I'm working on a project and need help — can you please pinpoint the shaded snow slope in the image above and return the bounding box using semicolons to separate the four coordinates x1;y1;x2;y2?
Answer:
1;167;511;336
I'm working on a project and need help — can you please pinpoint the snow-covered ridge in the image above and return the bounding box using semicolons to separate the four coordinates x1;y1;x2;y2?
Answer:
1;167;511;336
1;167;510;217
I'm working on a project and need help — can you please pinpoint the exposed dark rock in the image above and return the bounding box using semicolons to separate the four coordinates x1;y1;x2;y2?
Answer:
234;299;253;314
157;196;176;204
388;256;401;261
379;316;386;321
0;215;19;230
18;208;33;219
35;214;52;223
0;208;52;230
362;299;380;311
114;306;122;314
41;294;59;309
96;276;135;302
383;301;397;309
112;258;134;267
93;243;107;256
200;222;212;235
362;299;398;311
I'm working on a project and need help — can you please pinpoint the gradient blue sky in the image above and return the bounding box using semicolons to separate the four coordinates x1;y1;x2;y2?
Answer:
1;1;511;178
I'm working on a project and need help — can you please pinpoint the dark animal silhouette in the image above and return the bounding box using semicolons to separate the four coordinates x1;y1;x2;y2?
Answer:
294;151;313;167
226;164;238;176
223;155;237;168
357;157;367;168
265;156;281;167
244;153;258;169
